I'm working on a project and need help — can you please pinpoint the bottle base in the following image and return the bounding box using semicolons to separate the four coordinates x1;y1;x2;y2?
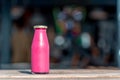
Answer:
32;72;49;74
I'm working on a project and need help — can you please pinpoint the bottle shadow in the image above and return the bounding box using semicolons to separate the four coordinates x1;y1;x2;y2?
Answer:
19;70;49;74
19;70;32;74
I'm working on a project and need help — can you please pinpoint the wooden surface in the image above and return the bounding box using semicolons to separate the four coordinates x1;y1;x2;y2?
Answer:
0;69;120;80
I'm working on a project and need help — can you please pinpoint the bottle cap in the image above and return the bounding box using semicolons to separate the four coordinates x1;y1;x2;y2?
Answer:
34;25;47;29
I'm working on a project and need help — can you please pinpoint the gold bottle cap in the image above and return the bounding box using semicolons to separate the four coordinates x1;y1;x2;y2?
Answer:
34;25;47;29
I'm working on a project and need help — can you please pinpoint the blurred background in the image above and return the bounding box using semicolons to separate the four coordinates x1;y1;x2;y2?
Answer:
0;0;119;69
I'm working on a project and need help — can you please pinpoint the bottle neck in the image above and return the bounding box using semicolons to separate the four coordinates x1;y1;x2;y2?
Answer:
35;28;46;31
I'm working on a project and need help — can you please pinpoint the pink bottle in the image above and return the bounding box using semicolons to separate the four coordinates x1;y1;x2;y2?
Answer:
31;25;49;74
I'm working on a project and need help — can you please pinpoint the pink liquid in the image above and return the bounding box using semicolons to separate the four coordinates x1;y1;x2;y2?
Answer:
31;28;49;73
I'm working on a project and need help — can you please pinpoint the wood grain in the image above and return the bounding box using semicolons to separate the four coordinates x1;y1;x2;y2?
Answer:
0;69;120;80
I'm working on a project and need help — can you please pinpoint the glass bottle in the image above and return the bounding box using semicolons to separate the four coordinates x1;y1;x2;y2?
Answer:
31;25;49;74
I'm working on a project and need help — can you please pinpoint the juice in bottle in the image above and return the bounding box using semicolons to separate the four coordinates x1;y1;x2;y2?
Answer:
31;25;49;74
